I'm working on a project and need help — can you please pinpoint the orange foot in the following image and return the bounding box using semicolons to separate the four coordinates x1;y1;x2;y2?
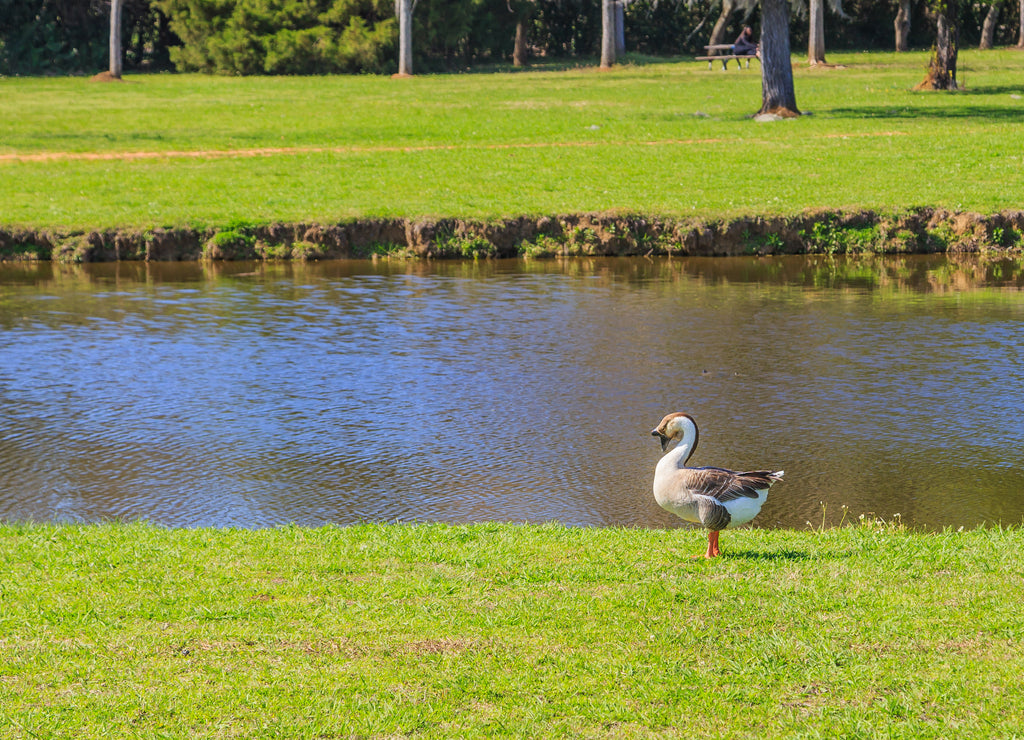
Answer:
704;530;722;558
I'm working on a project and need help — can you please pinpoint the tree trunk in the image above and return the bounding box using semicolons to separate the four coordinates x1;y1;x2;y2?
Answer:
894;0;911;51
514;17;528;67
600;0;616;68
708;0;738;47
1019;0;1024;47
980;1;1000;49
760;0;799;115
109;0;122;78
396;0;413;77
614;0;626;57
808;0;826;65
918;0;958;89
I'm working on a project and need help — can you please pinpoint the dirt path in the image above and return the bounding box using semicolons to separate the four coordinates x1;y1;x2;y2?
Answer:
0;132;907;164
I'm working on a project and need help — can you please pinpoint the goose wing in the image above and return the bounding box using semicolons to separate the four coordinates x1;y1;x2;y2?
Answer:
686;467;781;502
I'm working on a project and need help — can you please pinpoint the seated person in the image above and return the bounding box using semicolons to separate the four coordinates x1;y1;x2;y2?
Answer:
732;26;759;56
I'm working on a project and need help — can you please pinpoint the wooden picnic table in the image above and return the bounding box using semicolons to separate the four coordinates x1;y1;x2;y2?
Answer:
695;44;759;70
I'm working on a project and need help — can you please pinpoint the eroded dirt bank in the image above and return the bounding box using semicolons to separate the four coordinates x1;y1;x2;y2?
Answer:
2;208;1023;262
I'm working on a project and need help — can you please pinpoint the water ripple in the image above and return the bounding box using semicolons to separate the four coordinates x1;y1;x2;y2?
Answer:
2;256;1023;529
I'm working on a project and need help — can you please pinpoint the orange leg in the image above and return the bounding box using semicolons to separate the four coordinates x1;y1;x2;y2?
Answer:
705;530;722;558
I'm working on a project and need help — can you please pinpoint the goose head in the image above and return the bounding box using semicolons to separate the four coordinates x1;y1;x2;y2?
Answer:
651;411;700;459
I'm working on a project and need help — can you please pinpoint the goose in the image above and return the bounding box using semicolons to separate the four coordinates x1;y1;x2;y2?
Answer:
651;412;783;558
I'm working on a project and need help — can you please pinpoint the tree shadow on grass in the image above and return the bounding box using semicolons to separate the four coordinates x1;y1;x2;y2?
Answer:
824;103;1024;121
434;53;691;76
952;85;1024;97
723;549;812;561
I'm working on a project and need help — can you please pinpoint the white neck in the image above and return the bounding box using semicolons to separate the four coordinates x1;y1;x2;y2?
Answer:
659;419;698;470
659;440;693;471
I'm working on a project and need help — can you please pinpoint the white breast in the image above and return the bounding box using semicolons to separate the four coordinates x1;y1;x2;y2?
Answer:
652;460;700;523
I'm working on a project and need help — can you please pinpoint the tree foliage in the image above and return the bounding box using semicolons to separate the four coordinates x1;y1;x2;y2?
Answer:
0;0;173;74
530;0;601;57
3;0;1022;76
152;0;398;74
623;0;714;55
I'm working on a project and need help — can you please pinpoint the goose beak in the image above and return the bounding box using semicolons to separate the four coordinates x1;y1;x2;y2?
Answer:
651;430;670;452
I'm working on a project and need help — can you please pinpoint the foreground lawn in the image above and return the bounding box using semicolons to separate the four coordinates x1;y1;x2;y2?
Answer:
2;521;1022;738
1;50;1023;229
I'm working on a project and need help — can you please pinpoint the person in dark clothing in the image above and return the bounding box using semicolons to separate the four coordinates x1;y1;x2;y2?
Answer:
733;26;759;56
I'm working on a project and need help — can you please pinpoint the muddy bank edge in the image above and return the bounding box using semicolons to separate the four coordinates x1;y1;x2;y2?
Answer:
2;208;1024;262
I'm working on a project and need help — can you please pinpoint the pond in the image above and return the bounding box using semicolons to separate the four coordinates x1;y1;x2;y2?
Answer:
1;254;1023;531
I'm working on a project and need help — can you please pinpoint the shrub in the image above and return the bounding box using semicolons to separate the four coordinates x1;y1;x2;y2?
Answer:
205;227;256;259
156;0;397;74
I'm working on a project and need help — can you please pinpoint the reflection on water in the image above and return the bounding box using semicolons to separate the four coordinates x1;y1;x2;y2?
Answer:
1;254;1023;530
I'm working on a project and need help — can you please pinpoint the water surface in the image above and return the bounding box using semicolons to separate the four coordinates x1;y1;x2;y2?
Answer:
1;255;1022;530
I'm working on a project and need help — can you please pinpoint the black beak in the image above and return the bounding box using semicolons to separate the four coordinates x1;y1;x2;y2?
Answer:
651;430;669;452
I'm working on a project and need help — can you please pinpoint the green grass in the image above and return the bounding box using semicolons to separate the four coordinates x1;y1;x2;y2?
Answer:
2;50;1023;230
2;520;1023;737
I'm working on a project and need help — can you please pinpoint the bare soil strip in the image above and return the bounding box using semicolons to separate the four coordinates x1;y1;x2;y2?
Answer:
0;132;908;164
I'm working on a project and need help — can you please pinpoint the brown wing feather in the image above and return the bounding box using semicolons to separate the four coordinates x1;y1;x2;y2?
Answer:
686;467;780;502
696;496;732;530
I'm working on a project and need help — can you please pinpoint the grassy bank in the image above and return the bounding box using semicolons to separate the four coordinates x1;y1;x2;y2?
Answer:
2;521;1023;737
2;50;1023;231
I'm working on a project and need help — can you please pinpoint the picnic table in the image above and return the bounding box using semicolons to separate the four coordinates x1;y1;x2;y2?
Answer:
695;44;759;70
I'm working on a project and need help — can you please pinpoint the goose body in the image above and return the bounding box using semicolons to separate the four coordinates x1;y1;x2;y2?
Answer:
651;412;783;558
